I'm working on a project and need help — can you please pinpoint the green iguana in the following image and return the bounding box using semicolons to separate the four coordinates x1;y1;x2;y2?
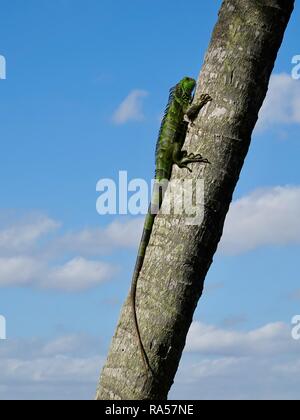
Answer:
130;77;212;375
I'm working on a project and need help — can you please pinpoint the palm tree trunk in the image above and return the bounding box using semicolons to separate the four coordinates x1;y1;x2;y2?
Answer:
96;0;294;400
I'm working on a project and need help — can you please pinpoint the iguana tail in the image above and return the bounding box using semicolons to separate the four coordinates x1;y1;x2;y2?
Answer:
130;170;167;374
130;209;155;373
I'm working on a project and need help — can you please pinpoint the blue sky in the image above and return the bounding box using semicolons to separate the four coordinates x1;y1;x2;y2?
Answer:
0;0;300;400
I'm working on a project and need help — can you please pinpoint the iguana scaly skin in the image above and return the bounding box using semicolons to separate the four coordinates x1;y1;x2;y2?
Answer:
130;77;212;375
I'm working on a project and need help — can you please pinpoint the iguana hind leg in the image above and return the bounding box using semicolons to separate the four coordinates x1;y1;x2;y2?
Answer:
173;146;210;172
180;155;210;166
186;152;207;160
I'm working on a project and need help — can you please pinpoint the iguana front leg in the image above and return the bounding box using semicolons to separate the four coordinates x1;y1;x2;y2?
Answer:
185;93;212;125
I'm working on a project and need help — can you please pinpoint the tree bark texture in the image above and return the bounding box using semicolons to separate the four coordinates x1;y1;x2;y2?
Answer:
96;0;294;400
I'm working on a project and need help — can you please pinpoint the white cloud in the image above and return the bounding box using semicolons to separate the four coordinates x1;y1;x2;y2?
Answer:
41;334;98;357
0;255;116;292
170;320;300;400
104;218;143;248
186;321;298;356
0;214;60;254
112;90;148;124
1;323;299;400
53;218;143;256
0;213;142;292
57;185;300;260
0;356;100;385
173;354;300;400
0;334;102;400
44;257;117;292
257;73;300;130
1;184;300;290
220;186;300;255
0;257;43;287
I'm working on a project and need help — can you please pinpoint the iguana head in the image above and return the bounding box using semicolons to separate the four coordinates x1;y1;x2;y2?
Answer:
179;77;196;98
